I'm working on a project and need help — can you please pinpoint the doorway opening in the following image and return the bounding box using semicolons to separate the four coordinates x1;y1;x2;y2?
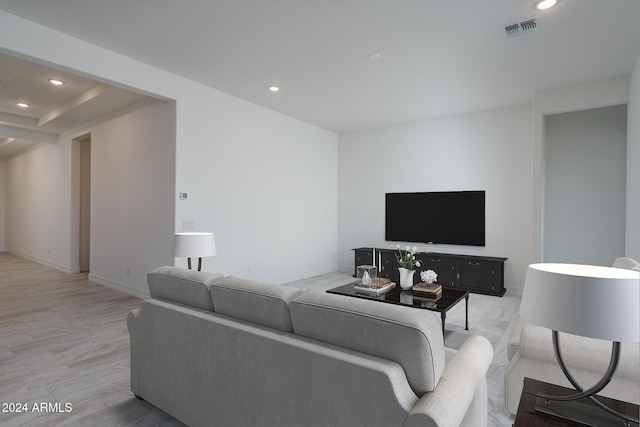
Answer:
542;104;627;265
77;134;91;273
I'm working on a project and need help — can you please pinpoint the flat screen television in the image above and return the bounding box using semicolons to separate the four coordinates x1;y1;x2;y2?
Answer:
385;191;485;246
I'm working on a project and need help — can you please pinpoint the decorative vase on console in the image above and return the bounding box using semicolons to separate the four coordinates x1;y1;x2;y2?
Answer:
396;245;421;290
398;267;415;290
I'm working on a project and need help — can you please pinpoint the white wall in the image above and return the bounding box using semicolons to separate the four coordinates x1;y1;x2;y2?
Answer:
338;104;533;293
0;11;338;289
0;158;5;251
86;102;175;297
543;105;627;265
627;54;640;261
177;99;338;282
6;142;74;271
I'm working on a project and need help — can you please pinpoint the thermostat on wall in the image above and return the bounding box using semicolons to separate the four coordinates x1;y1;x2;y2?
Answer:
179;192;188;200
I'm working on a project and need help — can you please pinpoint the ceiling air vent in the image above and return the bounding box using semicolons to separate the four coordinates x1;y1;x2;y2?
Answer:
505;17;537;38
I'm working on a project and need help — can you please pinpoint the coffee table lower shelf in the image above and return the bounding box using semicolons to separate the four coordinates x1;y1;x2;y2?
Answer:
326;283;468;341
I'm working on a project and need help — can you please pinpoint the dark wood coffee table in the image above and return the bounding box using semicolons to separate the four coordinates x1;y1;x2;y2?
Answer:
514;377;640;427
326;283;468;339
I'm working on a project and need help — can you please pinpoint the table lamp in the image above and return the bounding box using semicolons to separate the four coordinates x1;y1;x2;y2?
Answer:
519;263;639;426
172;232;217;271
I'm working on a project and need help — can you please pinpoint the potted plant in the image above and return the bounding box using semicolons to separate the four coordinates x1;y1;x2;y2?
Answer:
396;245;421;290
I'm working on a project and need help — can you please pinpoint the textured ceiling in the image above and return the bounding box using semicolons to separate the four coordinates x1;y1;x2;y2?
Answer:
0;0;639;134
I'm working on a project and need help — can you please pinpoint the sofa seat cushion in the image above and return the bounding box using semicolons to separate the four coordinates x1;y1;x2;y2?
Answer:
147;266;223;311
290;290;445;396
210;276;302;332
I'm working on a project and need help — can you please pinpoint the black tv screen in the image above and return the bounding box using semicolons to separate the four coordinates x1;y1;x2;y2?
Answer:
385;191;485;246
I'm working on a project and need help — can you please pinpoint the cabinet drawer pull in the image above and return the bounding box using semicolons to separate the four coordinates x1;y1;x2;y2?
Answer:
430;258;441;262
468;262;481;266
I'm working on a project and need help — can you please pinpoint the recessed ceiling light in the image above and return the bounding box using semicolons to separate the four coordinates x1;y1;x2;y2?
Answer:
534;0;559;10
48;78;64;86
268;86;280;92
16;101;30;108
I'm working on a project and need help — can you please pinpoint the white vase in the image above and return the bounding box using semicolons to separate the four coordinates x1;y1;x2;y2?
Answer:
398;267;415;290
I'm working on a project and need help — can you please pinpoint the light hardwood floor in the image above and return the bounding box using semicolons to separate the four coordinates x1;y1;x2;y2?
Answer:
0;252;518;426
0;253;182;427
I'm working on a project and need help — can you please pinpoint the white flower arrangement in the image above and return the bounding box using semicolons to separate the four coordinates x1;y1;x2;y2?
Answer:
395;245;421;270
420;269;438;284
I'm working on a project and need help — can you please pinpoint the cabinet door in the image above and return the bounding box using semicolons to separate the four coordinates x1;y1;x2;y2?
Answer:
378;251;400;283
455;261;496;292
353;248;374;277
417;254;455;286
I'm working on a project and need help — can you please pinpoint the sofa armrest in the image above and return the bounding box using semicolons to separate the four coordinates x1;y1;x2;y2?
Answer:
404;335;493;427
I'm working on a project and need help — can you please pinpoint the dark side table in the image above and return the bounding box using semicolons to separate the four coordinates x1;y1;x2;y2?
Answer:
514;377;639;426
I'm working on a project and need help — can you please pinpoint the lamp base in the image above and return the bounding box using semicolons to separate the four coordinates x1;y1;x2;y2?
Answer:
535;396;639;427
186;257;203;271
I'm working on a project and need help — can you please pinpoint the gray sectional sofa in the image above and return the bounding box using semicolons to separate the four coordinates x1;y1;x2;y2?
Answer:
127;266;493;427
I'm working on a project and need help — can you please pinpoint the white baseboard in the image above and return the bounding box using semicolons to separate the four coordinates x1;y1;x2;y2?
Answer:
9;250;73;274
88;273;150;300
337;264;353;274
9;250;150;299
274;265;339;285
505;286;523;296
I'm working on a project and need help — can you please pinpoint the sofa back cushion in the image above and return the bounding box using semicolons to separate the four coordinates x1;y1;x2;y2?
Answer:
147;266;222;311
290;290;445;396
210;277;302;332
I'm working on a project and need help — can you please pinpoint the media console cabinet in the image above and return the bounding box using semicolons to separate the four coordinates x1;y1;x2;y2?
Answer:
353;247;507;296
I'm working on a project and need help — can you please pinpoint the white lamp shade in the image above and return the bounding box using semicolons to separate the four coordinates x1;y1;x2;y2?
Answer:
172;232;217;258
520;263;639;343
